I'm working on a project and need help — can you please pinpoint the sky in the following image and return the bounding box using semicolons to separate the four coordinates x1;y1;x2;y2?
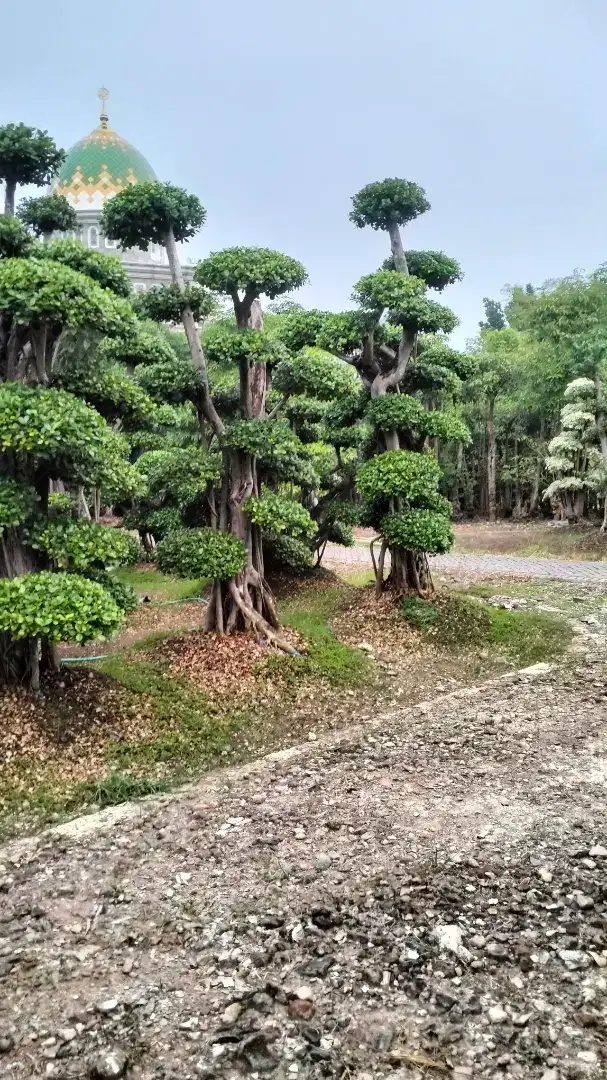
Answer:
2;0;607;346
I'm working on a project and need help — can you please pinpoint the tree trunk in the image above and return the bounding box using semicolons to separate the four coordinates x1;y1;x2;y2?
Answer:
163;227;224;436
529;417;544;516
487;397;497;523
387;220;408;274
0;528;43;690
4;180;16;216
451;442;463;515
378;546;433;598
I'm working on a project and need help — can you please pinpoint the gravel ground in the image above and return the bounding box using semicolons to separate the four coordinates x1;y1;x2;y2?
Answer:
324;547;607;583
1;635;606;1080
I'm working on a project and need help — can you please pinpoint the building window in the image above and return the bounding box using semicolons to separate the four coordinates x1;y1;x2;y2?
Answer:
105;236;117;249
88;226;98;248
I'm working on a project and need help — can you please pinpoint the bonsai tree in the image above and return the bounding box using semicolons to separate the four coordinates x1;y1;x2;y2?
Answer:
0;216;35;259
191;248;308;641
0;123;65;215
17;193;77;241
0;252;140;689
311;178;467;595
101;181;222;433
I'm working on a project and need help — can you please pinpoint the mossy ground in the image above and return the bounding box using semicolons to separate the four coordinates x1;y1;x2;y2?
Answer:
0;567;582;839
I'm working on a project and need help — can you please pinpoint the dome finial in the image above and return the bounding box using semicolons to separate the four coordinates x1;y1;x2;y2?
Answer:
97;86;110;130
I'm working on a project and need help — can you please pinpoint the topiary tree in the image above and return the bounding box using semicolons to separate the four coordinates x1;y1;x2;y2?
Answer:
17;193;77;241
0;123;65;216
349;178;431;273
0;245;140;689
101;181;224;433
316;178;468;595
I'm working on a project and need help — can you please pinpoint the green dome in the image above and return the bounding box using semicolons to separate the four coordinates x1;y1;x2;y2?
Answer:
53;123;157;209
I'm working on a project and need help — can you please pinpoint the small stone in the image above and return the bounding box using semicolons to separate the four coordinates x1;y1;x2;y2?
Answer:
574;893;594;910
96;999;120;1015
315;854;333;872
589;844;607;857
0;1035;14;1054
487;1005;509;1024
58;1028;76;1043
294;986;314;1001
92;1049;128;1079
539;1071;559;1080
485;943;509;960
538;868;553;883
559;950;589;970
469;934;486;948
221;1002;243;1026
289;998;315;1021
358;642;374;652
512;1013;532;1027
577;1050;598;1064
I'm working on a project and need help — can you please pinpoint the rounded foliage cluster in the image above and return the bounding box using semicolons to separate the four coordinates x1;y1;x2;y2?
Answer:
38;239;132;297
264;535;312;574
134;355;202;403
366;395;425;431
101;323;176;367
0;257;134;334
0;479;37;531
316;310;374;356
17;194;77;238
195;247;307;299
422;409;471;443
0;123;65;187
204;325;288;367
349;179;430;231
135;447;220;508
0;215;35;259
225;418;302;460
272;308;329;352
357;449;442;500
354;270;426;313
382;251;462;291
379;508;454;554
245;492;315;540
274;347;359;400
156;528;246;581
59;364;156;423
0;571;123;644
353;271;457;334
101;182;206;249
28;518;140;572
133;282;216;324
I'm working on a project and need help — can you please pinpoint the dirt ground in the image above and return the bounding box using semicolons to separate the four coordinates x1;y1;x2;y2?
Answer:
1;628;606;1078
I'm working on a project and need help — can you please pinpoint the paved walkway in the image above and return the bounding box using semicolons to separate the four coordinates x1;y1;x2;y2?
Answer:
325;543;607;583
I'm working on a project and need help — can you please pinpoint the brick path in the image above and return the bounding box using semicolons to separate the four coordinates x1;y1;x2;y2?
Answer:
325;543;607;583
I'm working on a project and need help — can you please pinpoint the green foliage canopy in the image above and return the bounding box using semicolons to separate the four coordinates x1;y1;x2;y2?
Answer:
156;527;247;581
196;247;307;299
17;194;77;237
349;178;430;230
0;571;123;644
101;182;206;249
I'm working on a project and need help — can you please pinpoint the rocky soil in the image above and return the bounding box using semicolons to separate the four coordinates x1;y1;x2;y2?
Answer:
1;653;606;1080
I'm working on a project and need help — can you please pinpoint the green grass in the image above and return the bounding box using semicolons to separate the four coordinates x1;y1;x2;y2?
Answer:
275;585;370;687
114;567;205;602
400;593;571;665
99;653;240;769
339;568;375;586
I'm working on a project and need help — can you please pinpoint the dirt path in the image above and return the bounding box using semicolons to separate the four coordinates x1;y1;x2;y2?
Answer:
326;544;607;583
1;647;606;1078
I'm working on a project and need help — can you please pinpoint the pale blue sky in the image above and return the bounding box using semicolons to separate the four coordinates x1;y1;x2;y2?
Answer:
2;0;607;344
